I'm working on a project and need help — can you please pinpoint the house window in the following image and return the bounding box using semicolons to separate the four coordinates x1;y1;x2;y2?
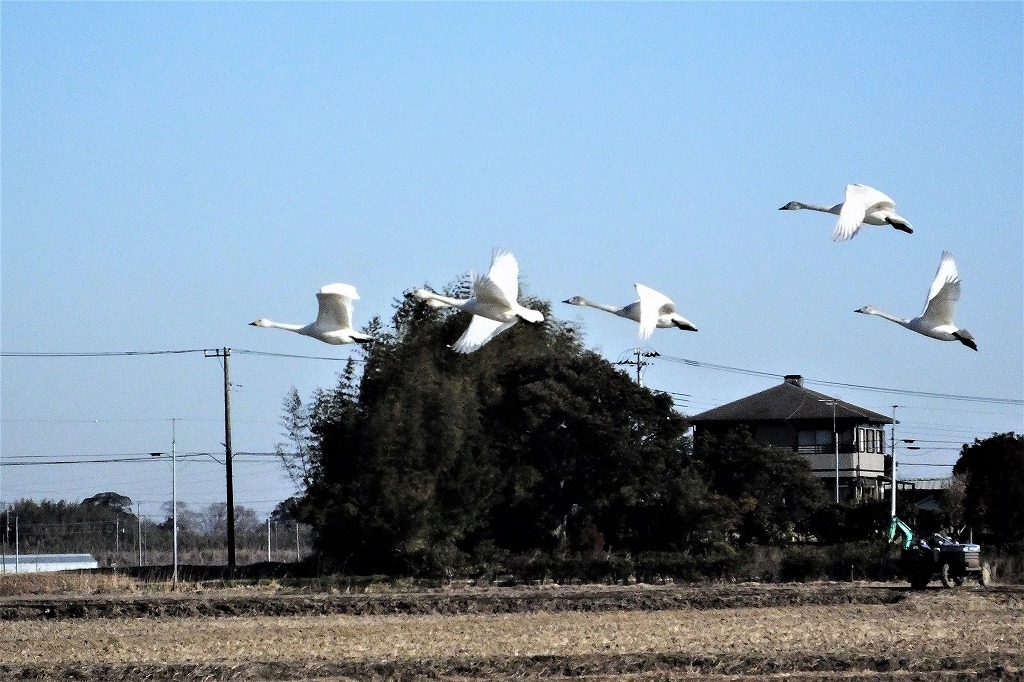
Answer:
858;427;886;454
798;430;834;447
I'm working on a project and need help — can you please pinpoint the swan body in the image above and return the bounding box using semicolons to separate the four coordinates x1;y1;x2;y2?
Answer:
780;184;913;241
563;283;697;339
411;249;544;354
250;283;372;345
855;251;976;350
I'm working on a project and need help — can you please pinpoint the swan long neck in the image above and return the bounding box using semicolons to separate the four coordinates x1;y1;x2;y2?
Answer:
414;289;464;309
863;308;911;328
579;299;622;314
796;201;842;214
264;320;306;332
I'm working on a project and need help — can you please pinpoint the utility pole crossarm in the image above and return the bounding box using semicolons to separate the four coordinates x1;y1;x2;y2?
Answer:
616;348;660;386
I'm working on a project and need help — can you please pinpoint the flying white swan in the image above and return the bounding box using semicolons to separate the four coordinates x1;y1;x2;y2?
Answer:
779;183;913;241
563;283;698;339
250;283;372;345
855;251;976;351
410;248;544;354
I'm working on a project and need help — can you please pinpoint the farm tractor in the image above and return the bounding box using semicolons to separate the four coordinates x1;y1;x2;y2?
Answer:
888;516;990;590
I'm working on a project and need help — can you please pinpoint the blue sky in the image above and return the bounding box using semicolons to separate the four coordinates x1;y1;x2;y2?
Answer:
2;2;1022;522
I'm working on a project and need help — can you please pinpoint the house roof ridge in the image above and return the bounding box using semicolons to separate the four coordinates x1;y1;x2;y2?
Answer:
690;377;893;424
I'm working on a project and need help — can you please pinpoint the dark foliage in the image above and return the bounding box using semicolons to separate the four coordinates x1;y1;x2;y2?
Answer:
290;285;739;574
952;432;1024;545
692;428;827;545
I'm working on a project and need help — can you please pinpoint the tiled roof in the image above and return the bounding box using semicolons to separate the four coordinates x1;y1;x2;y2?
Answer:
690;376;893;424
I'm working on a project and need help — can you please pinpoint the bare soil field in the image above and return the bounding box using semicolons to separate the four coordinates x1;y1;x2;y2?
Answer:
0;580;1021;681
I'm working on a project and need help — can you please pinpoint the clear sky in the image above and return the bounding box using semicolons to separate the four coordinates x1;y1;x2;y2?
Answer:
2;2;1022;523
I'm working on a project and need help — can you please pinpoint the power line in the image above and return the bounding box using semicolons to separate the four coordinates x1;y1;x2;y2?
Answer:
3;457;158;466
2;451;286;466
657;354;1022;405
1;349;212;357
6;346;1017;404
1;347;363;362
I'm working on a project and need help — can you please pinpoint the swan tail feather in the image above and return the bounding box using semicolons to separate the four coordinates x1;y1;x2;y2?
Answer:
954;330;977;351
887;217;914;234
518;308;544;324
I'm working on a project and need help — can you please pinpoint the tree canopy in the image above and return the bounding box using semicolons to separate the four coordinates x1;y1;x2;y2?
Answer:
692;428;826;545
286;286;737;574
952;432;1024;545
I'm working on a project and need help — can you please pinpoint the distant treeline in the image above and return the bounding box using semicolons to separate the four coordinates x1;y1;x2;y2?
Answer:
1;492;311;567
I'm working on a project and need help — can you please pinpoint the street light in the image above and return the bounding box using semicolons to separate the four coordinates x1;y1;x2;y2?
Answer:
151;418;178;587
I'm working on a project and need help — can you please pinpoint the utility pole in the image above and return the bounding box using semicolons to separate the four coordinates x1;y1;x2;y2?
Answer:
151;419;178;586
891;405;899;519
137;502;142;567
206;348;236;574
172;420;177;585
617;348;659;386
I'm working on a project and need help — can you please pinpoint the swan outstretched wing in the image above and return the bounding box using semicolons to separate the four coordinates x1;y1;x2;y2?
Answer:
315;283;359;330
477;249;520;304
451;316;517;354
921;252;961;325
634;283;675;339
834;184;894;241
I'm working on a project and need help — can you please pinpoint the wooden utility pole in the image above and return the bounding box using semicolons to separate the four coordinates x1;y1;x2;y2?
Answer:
206;348;236;573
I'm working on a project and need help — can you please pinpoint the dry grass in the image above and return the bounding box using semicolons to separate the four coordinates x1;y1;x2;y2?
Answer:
0;571;298;597
2;590;1020;668
0;571;145;597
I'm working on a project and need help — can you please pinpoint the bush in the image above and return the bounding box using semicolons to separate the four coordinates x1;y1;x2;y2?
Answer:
778;545;830;582
986;541;1024;584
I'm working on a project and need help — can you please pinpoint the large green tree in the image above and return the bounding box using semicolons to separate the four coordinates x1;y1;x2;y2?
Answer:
288;283;733;573
952;432;1024;545
484;352;733;555
692;428;827;545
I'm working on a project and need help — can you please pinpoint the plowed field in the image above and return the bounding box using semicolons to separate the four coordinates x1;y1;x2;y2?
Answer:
1;582;1021;680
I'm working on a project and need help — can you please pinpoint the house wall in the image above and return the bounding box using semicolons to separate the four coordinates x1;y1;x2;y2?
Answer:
694;421;888;497
806;451;885;480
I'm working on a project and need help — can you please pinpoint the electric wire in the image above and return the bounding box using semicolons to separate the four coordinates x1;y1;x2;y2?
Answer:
657;354;1022;405
4;346;1018;403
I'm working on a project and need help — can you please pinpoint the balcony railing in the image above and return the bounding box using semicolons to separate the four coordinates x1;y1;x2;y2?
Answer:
797;444;884;455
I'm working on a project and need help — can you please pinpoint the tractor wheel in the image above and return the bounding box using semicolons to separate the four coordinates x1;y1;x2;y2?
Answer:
909;566;931;590
979;562;991;587
940;563;953;588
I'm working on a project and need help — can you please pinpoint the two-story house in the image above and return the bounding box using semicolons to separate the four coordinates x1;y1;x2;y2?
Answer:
689;375;893;500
